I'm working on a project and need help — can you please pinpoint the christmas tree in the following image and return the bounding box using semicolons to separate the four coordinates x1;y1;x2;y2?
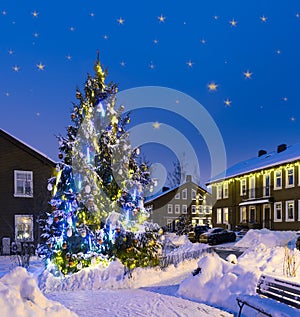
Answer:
38;54;159;275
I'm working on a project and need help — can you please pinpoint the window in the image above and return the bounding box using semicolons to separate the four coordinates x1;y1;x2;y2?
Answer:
191;189;196;200
223;207;229;224
217;184;222;200
286;168;294;188
249;176;255;199
182;205;187;214
205;206;211;214
167;204;173;214
274;202;282;222
216;208;222;224
182;188;187;200
249;206;256;223
167;219;173;230
199;205;203;214
15;215;33;241
191;205;196;214
175;204;180;214
274;169;282;189
223;182;229;199
240;207;247;223
14;170;33;197
263;173;270;197
175;192;180;199
240;178;247;196
286;201;295;221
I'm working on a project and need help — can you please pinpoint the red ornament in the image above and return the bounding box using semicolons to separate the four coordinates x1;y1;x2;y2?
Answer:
58;153;63;160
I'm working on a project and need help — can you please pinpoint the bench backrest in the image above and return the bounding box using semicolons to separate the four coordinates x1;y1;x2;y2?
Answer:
256;274;300;309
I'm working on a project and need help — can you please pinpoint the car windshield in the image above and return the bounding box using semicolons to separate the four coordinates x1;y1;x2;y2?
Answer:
207;228;223;234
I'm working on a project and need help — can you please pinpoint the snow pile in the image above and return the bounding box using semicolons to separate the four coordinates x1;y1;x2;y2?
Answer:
235;228;296;248
165;232;190;246
177;229;300;315
0;267;77;317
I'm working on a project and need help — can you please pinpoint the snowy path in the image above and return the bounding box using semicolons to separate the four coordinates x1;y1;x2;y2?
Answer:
47;289;233;317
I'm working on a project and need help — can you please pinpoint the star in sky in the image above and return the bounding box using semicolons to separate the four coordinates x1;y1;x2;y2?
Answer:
103;34;109;40
1;10;7;15
207;82;218;91
296;13;300;18
149;61;155;69
290;117;296;122
8;49;14;55
69;26;75;31
33;32;39;38
158;14;166;23
153;121;161;129
244;70;252;79
229;19;237;27
213;15;219;20
153;39;159;44
283;96;288;102
66;55;72;61
12;65;20;72
90;12;95;17
201;39;207;45
120;61;126;67
117;17;125;25
276;49;281;55
260;16;267;22
224;99;232;107
32;11;39;18
36;63;45;71
186;60;194;68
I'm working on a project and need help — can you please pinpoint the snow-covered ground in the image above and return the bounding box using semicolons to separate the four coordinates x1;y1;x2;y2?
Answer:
1;229;300;316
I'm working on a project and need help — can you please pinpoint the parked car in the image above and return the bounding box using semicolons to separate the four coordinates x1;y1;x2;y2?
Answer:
188;225;210;243
199;227;236;245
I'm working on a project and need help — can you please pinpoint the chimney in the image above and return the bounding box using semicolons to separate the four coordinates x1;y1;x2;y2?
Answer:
186;175;192;183
258;150;267;157
277;144;287;153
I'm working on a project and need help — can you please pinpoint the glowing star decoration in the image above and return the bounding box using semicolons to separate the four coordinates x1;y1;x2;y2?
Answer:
32;11;39;18
186;60;193;68
2;11;7;15
36;62;45;70
229;19;237;27
12;65;20;72
224;99;232;107
296;13;300;18
276;49;281;55
103;34;109;40
201;39;207;44
33;32;39;38
120;61;126;67
244;70;252;79
66;55;72;61
153;121;161;129
153;39;159;44
8;49;13;55
207;82;218;91
213;15;219;20
90;12;95;17
260;16;267;22
158;14;166;23
290;117;296;122
69;26;75;31
283;96;288;102
117;17;125;25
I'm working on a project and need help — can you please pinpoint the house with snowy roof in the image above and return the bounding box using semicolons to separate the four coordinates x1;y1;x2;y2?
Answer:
206;143;300;231
0;129;55;254
144;175;212;231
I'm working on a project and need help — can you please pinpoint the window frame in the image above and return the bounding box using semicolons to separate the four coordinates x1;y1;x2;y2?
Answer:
263;173;271;197
274;169;282;190
191;205;196;214
249;176;255;199
167;204;173;214
182;188;187;200
223;182;229;199
14;170;33;198
175;204;180;214
182;204;187;214
216;184;222;200
216;208;222;224
274;202;282;222
223;207;229;224
286;167;295;188
240;206;247;223
15;214;34;241
285;200;295;222
240;178;247;196
191;189;196;200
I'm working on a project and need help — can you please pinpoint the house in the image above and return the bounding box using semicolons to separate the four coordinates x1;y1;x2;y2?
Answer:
206;143;300;231
144;175;212;231
0;129;56;254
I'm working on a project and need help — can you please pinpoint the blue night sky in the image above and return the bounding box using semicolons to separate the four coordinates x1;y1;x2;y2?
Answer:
1;1;300;185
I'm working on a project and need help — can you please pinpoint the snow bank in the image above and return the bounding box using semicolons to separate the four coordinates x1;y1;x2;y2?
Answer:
235;228;296;248
0;267;77;317
177;229;300;316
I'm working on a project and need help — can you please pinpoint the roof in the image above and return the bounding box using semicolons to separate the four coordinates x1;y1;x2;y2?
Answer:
0;128;56;166
144;180;208;204
207;143;300;184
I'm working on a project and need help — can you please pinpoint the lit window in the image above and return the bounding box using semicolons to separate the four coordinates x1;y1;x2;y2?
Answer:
15;215;33;241
263;174;270;197
223;208;229;224
249;176;255;199
223;182;229;199
182;205;187;214
182;188;187;200
286;168;294;188
286;201;294;221
240;179;247;196
168;204;173;214
240;207;247;223
199;205;203;214
217;184;222;199
14;170;33;197
274;202;282;222
217;208;222;224
175;204;180;214
274;169;282;189
205;206;211;214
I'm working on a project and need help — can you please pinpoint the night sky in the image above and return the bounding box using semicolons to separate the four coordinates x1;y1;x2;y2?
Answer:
1;1;300;186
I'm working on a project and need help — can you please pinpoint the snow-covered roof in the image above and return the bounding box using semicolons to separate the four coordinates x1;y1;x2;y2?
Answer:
207;143;300;184
0;128;56;165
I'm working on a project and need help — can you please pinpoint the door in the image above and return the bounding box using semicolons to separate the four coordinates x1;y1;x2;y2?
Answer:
263;204;271;229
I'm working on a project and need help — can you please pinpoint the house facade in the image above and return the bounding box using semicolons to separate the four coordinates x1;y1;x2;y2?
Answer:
0;129;55;254
144;175;212;230
206;144;300;231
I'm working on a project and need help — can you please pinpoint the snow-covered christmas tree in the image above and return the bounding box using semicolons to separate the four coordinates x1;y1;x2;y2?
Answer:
38;54;160;275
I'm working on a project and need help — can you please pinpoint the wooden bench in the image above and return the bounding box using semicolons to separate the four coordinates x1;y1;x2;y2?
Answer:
236;274;300;317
